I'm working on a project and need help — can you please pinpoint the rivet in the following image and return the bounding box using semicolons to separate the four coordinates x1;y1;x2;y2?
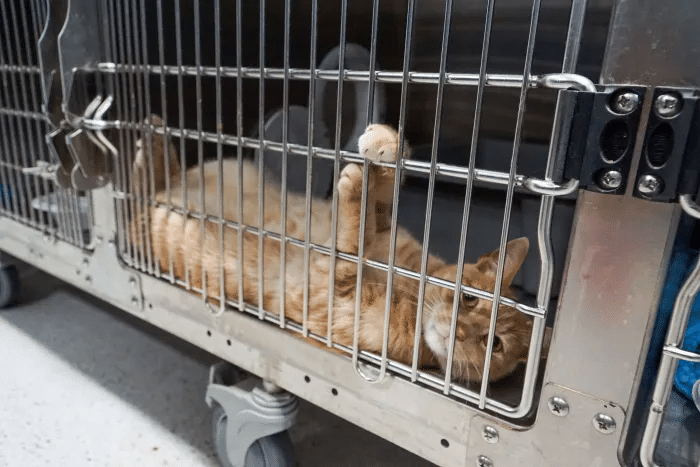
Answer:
637;174;663;197
482;425;499;444
548;396;569;416
611;91;639;115
593;413;616;435
597;169;622;191
654;93;682;118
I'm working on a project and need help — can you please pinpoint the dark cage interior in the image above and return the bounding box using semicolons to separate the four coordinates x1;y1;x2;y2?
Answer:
111;0;614;296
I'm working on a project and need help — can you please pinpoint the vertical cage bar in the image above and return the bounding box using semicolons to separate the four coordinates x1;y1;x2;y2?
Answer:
117;0;145;269
477;0;542;409
107;0;132;261
0;38;20;221
131;0;153;271
375;0;416;381
174;0;191;290
0;115;18;219
0;1;31;224
28;0;51;230
513;0;589;417
61;187;79;245
9;0;40;228
326;0;348;346
411;0;453;381
562;0;587;73
303;0;319;339
156;0;175;282
443;0;496;394
138;0;155;272
257;0;266;319
277;0;291;327
194;0;207;303
215;0;226;311
235;0;245;311
364;0;380;127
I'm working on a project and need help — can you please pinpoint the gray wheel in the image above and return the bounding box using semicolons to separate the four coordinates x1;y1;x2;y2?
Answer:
0;265;20;308
212;405;295;467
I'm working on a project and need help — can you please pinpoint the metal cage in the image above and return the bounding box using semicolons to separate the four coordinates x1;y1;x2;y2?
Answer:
0;0;699;466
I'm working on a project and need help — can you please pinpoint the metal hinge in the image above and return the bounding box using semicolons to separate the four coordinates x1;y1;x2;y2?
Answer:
558;85;700;202
29;94;116;191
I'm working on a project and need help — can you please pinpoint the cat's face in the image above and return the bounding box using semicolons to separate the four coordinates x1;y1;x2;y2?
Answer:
423;238;532;383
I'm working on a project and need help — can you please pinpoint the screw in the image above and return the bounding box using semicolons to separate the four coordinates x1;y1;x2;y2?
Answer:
654;93;681;118
598;169;622;191
477;455;494;467
637;174;663;197
482;426;499;444
548;396;569;416
611;91;639;115
131;296;138;306
85;275;92;284
593;413;616;435
129;277;137;288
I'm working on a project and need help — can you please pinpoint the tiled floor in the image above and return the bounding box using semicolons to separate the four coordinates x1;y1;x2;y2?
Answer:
0;264;434;467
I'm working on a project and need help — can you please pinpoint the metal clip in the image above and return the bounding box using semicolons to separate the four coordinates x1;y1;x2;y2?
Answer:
679;194;700;219
21;161;60;181
522;177;579;197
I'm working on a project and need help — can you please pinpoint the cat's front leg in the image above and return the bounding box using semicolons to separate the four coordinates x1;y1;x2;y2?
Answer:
336;163;377;256
133;114;180;195
357;124;409;233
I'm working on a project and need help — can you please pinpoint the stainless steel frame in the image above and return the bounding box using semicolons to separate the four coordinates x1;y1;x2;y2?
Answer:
0;1;698;466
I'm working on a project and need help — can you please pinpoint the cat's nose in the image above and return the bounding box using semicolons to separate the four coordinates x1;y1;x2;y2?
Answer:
455;325;467;342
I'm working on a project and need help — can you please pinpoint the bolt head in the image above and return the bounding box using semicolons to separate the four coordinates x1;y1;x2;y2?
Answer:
597;169;623;191
477;455;494;467
548;396;569;416
637;174;663;197
593;413;616;435
611;91;639;115
654;93;682;118
481;426;499;444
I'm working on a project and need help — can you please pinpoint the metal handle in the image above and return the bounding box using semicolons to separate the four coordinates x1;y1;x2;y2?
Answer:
679;194;700;219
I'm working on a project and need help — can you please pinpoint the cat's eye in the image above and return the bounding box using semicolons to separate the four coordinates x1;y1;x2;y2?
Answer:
480;335;504;352
462;293;478;307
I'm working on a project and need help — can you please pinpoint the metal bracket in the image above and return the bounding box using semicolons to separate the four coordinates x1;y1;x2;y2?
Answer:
34;94;114;190
559;85;647;195
205;362;299;467
634;88;700;202
560;85;700;203
467;384;625;467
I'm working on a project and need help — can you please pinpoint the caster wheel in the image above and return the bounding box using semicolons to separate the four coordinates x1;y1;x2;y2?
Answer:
0;265;20;308
212;405;296;467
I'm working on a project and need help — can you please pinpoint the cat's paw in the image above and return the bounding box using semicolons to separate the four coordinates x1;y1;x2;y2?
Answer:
338;163;370;200
358;124;401;163
134;115;165;169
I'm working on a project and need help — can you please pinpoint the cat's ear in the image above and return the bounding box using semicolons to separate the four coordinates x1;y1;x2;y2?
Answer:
476;237;530;287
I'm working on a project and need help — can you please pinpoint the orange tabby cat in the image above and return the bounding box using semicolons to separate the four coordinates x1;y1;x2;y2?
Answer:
131;118;532;382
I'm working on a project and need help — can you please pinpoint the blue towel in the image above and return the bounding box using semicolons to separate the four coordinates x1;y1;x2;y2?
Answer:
651;216;700;402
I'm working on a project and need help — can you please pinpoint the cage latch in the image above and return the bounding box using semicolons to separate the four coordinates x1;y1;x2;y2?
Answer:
40;95;114;191
635;88;700;202
556;85;646;195
559;86;700;203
